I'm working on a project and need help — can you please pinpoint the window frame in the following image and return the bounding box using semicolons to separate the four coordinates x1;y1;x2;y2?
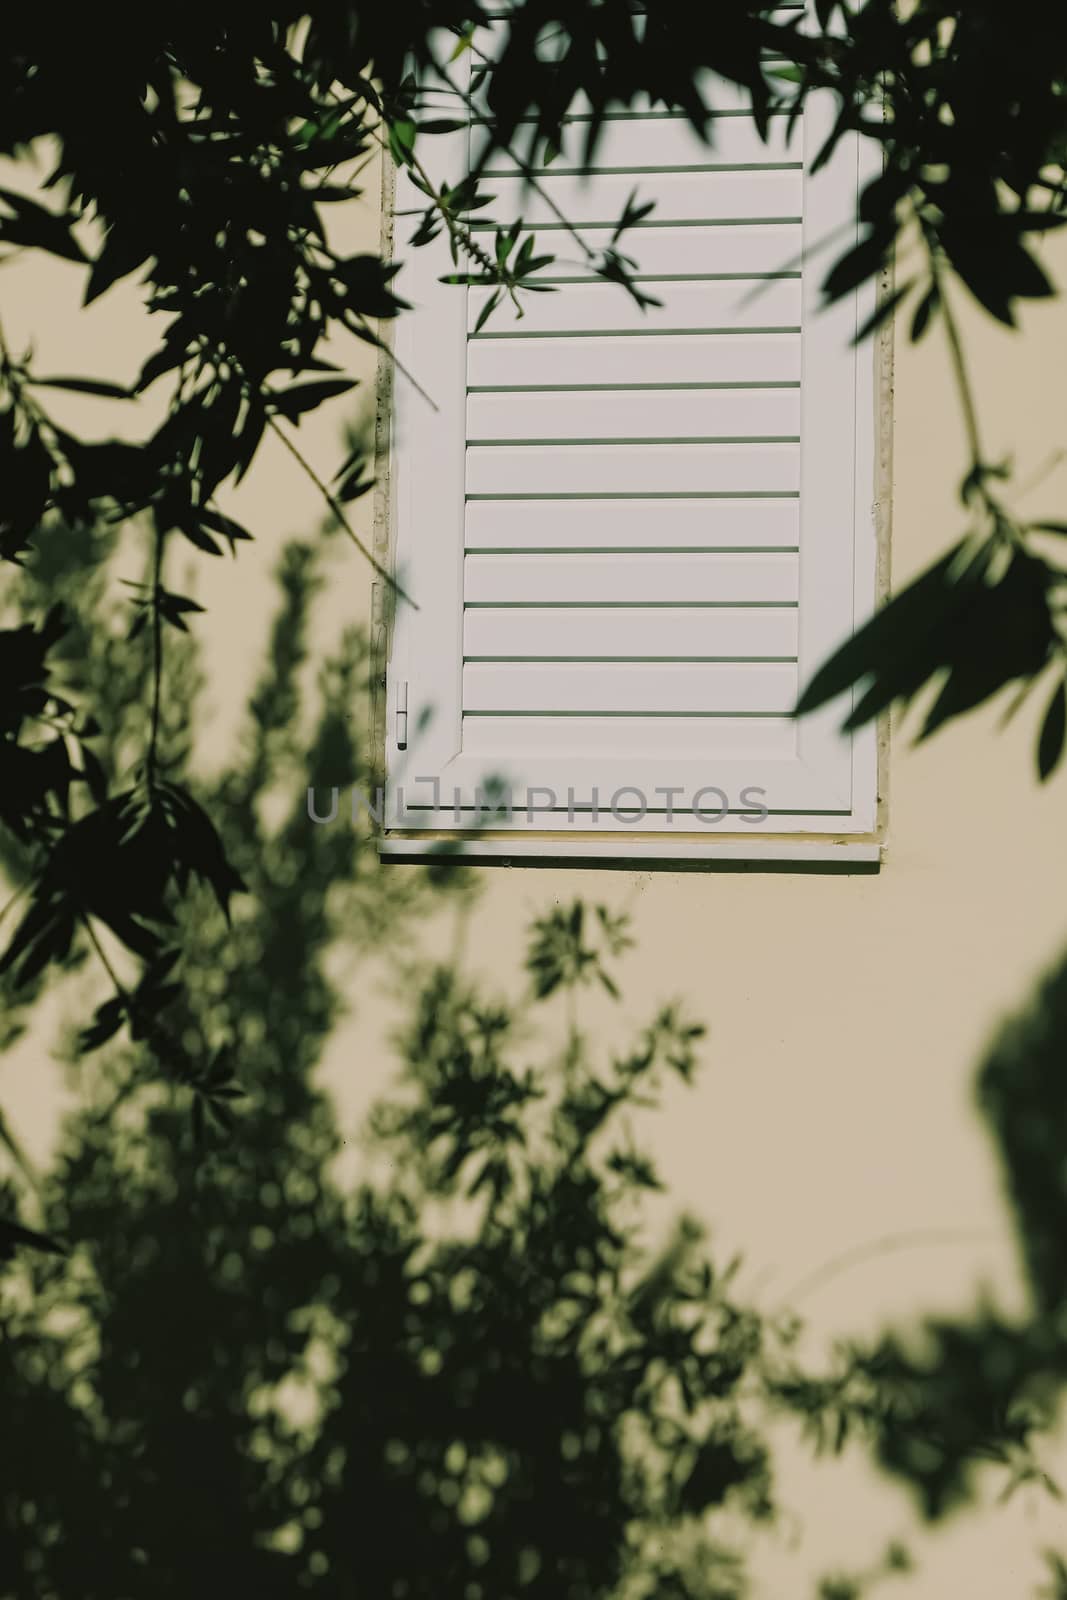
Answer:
380;58;885;855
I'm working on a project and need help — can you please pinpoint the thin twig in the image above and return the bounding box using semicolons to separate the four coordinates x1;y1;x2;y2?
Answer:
933;254;985;475
400;134;500;279
87;1073;144;1131
80;914;128;1001
0;1107;42;1193
435;52;606;272
368;122;510;324
267;415;418;609
315;92;441;413
146;524;165;787
386;45;620;294
0;881;29;933
77;915;152;1128
350;307;440;412
1013;448;1067;504
774;1226;997;1311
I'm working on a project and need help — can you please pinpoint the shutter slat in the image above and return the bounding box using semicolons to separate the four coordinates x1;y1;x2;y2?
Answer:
495;224;802;280
467;442;800;496
464;73;778;121
464;606;798;658
472;170;802;227
468;279;801;336
465;498;800;550
467;331;801;387
462;713;796;758
464;552;798;604
468;388;801;442
475;113;801;172
464;661;797;713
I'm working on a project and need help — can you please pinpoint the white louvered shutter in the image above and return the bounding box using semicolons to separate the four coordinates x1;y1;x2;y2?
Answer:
385;24;878;840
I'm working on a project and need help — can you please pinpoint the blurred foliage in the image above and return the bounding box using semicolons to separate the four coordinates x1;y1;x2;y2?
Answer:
768;945;1067;1591
0;447;1064;1600
0;530;793;1596
814;1540;913;1600
1;4;1067;1173
4;10;1067;1587
1040;1552;1067;1599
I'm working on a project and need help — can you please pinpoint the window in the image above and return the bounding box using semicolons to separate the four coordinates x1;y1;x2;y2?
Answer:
381;36;881;859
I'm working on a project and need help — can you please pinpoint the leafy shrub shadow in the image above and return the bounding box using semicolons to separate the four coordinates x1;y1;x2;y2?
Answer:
1;532;785;1600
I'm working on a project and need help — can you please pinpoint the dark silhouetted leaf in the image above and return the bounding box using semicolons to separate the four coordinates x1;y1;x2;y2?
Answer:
0;187;86;262
0;1215;66;1261
30;376;132;399
269;377;358;422
84;227;152;305
910;283;940;342
1038;679;1067;781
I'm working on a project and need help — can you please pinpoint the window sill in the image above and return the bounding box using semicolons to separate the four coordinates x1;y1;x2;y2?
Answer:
378;837;882;873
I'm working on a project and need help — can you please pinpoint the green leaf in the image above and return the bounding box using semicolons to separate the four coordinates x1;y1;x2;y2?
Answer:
449;26;475;61
29;375;131;399
195;380;244;491
78;995;126;1053
233;399;266;485
796;543;964;720
84;227;151;306
134;338;188;394
473;290;502;333
338;469;374;503
158;590;206;632
0;1216;67;1258
336;254;409;318
853;281;914;345
612;188;657;243
175;519;223;557
910;283;940;342
823;230;892;303
0;187;86;263
387;120;417;166
269;377;358;422
199;508;254;551
1038;679;1067;781
1009;210;1067;233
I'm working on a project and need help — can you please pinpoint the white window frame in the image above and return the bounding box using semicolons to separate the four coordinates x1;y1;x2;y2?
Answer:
381;55;883;857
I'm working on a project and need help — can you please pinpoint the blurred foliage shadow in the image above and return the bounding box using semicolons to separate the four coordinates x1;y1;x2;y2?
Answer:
772;943;1067;1582
0;523;785;1600
11;473;1067;1597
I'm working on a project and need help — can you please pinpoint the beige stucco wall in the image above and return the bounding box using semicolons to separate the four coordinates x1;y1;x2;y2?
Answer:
359;213;1067;1592
4;140;1067;1595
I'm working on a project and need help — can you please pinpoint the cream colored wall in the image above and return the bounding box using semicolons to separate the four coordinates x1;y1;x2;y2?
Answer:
361;186;1067;1599
330;184;1067;1596
405;257;1067;1593
4;140;1067;1596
